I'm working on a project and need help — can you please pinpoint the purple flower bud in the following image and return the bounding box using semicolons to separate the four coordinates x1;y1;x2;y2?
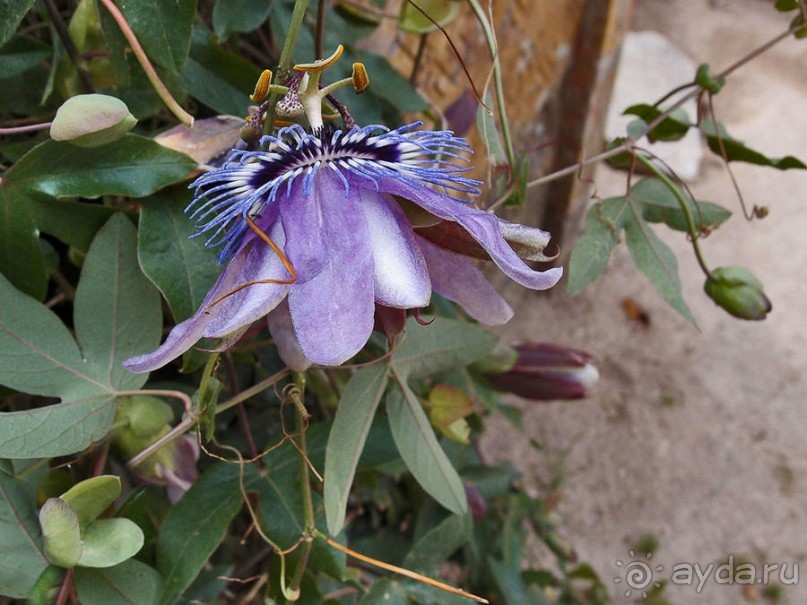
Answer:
485;343;598;401
463;483;488;520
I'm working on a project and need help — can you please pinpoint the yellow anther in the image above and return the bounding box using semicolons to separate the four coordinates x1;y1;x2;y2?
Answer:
250;69;273;102
293;45;344;73
352;62;369;93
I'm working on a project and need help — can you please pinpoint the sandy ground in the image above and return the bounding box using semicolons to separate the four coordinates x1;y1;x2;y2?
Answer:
481;1;807;603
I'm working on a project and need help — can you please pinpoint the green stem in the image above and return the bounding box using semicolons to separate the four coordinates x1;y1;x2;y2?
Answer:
264;0;310;135
97;0;194;126
634;153;712;277
126;370;289;468
522;23;798;194
288;372;315;600
467;0;517;174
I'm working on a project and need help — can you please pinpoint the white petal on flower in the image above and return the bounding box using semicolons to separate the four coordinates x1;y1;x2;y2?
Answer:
360;190;431;308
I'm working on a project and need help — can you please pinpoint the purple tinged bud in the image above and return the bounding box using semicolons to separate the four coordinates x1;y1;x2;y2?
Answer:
704;266;771;321
485;343;598;401
463;483;488;520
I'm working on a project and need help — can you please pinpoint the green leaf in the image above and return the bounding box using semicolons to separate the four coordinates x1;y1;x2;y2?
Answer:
624;209;695;323
392;317;499;380
60;476;121;530
212;0;272;38
179;26;262;115
0;463;48;597
0;35;50;79
138;187;220;321
114;0;197;73
0;185;47;300
28;197;120;252
75;559;162;605
324;363;388;536
386;382;467;516
0;394;116;459
0;0;36;47
4;135;195;199
567;199;626;296
74;214;161;390
156;463;253;605
402;514;471;573
631;177;732;232
0;272;107;398
700;120;806;170
623;104;691;142
77;518;145;568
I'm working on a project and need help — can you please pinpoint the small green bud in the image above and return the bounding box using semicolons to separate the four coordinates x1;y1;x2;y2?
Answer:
695;63;726;95
116;395;173;439
704;266;772;320
50;94;137;147
39;498;82;568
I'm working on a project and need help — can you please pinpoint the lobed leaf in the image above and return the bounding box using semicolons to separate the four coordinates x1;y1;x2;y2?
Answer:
74;214;161;391
324;363;389;536
0;272;107;399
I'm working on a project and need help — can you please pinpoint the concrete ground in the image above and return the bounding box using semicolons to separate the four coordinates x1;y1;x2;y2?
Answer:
481;1;807;603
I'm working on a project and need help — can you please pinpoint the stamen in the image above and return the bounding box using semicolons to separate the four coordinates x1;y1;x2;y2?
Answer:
205;215;297;312
250;69;273;102
352;63;369;93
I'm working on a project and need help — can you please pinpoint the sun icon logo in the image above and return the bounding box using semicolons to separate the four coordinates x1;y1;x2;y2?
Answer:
614;550;663;599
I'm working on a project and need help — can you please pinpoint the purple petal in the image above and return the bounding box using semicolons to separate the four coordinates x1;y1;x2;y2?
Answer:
379;178;563;290
360;190;430;308
418;235;514;325
204;221;289;338
286;173;375;366
123;250;252;373
267;299;311;371
279;174;328;284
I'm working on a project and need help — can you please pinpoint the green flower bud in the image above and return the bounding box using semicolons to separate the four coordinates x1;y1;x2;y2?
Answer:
704;266;772;320
50;94;137;147
39;498;82;568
